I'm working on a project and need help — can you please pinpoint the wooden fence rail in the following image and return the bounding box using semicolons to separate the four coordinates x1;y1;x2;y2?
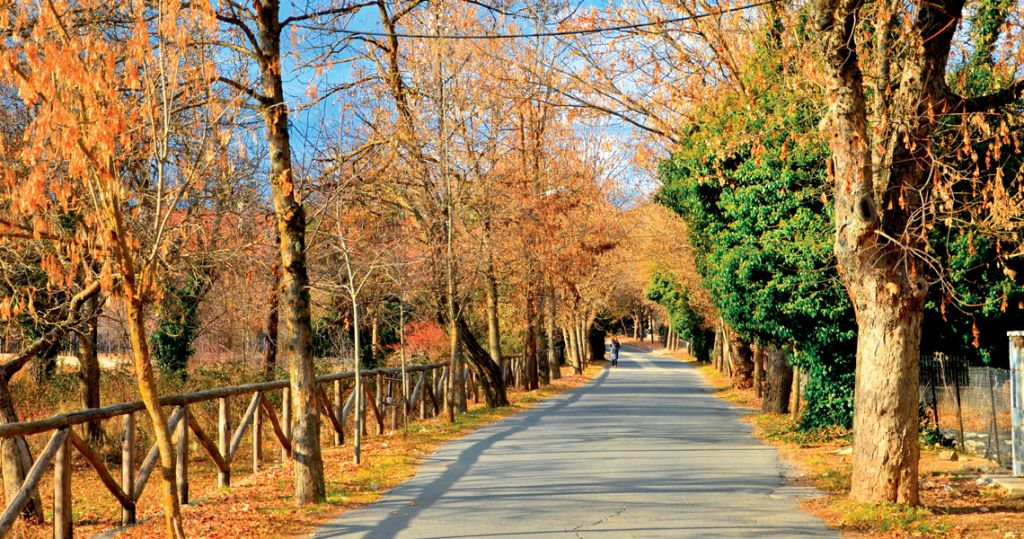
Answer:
0;362;447;538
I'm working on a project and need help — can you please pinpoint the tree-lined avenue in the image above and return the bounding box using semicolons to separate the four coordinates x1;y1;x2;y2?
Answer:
316;347;836;538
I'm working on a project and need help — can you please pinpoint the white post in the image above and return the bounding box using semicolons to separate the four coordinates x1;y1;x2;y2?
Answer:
1010;331;1024;477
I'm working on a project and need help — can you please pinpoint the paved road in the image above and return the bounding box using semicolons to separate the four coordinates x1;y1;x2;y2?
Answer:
315;347;837;538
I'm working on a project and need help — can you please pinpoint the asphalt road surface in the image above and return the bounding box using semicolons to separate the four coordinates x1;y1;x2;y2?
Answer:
315;347;838;538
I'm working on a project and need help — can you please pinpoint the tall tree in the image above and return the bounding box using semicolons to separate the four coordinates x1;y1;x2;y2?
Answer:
812;0;1023;504
212;0;369;502
346;0;510;410
0;0;229;532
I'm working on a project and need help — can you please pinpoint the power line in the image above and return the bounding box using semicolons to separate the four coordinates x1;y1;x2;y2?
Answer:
336;1;775;40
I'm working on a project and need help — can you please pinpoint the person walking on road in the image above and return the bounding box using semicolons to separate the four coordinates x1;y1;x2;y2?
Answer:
610;337;620;367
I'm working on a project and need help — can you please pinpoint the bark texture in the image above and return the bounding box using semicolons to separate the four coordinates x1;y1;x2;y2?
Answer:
484;262;502;371
713;321;725;372
728;331;753;389
761;345;793;414
545;288;560;380
456;316;510;407
76;296;103;444
125;297;186;538
536;292;549;385
371;313;381;365
0;381;43;522
812;0;973;504
849;302;923;503
483;218;503;374
566;323;582;374
256;0;325;503
524;288;539;390
446;318;467;419
752;344;763;398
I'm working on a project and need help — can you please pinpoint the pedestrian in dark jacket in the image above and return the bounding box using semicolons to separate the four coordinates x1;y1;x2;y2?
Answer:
610;337;620;367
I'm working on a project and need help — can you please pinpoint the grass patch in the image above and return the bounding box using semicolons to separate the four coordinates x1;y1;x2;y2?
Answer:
835;500;949;536
816;466;852;494
753;414;851;446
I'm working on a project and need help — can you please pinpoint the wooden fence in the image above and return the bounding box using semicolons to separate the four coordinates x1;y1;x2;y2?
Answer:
0;361;460;538
501;353;571;388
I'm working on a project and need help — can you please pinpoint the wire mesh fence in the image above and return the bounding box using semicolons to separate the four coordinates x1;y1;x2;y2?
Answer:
920;354;1012;467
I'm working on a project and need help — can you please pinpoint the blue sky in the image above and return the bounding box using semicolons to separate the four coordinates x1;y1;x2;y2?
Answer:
271;1;655;200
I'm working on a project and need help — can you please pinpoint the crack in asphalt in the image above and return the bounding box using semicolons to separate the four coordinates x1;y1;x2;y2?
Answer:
568;507;627;537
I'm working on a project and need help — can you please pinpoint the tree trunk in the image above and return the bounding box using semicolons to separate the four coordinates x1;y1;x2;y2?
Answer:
753;343;764;399
482;216;503;380
761;345;793;414
0;380;43;523
125;297;186;538
633;313;640;339
562;326;575;374
352;300;363;464
720;321;731;375
536;292;549;386
580;322;589;369
546;288;560;380
849;300;923;504
713;322;723;371
791;358;802;421
77;296;103;444
455;316;509;407
728;330;752;389
813;0;968;505
484;257;503;376
525;288;539;390
567;322;582;374
446;315;467;419
257;0;325;503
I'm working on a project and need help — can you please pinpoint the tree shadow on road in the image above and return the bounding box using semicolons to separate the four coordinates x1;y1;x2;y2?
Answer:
315;367;612;538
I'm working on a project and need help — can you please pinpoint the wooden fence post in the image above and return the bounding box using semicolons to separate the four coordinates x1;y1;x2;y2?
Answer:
218;397;230;487
376;375;384;435
121;413;136;525
281;386;290;463
0;429;68;536
253;395;262;473
0;362;446;538
176;406;189;504
404;372;411;431
334;380;343;445
54;428;72;539
419;373;427;419
428;369;436;417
